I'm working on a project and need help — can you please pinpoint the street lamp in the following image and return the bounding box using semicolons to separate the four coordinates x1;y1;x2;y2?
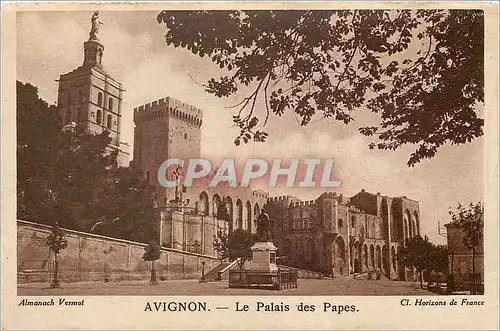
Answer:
201;261;206;282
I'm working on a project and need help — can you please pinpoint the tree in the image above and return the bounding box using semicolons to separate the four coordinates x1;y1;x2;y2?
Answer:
143;241;161;285
428;244;448;274
212;229;229;262
216;200;232;232
91;167;158;244
227;229;256;277
157;10;483;166
46;221;68;288
17;81;61;222
449;202;484;294
17;81;117;230
398;235;433;288
17;81;158;244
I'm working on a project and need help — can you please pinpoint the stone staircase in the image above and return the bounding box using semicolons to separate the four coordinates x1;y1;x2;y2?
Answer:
202;262;230;282
201;259;242;282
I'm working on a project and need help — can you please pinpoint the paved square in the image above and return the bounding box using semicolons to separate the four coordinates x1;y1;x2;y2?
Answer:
18;278;433;296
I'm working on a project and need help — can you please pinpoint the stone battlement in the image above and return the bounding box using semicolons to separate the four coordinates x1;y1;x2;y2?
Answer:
134;96;203;117
266;195;299;203
133;96;203;128
252;190;269;199
290;200;316;208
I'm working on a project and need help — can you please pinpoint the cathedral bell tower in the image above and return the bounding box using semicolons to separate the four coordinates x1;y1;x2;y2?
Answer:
83;40;104;67
57;11;130;166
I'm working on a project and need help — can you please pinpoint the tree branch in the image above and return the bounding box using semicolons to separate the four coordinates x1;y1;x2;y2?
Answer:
263;74;272;126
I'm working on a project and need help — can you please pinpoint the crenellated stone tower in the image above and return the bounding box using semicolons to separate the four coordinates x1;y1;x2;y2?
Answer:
132;97;203;206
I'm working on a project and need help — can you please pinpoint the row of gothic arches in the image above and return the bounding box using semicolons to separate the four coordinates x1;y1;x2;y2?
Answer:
381;198;420;242
198;192;261;232
332;236;402;277
403;210;420;240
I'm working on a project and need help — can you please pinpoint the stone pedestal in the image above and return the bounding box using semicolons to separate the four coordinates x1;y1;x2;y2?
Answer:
244;241;278;272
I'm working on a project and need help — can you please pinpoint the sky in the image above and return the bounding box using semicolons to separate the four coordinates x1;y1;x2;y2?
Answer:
16;10;485;244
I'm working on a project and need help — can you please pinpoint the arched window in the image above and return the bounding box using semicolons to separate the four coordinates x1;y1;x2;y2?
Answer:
236;199;243;229
107;114;112;129
108;98;113;111
253;203;260;219
78;90;83;102
76;108;81;122
370;245;375;269
338;219;343;230
97;92;103;106
351;215;356;228
245;201;252;231
199;192;209;215
413;212;420;236
96;110;102;124
212;194;221;217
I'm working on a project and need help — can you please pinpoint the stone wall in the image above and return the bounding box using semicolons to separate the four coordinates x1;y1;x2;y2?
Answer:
17;220;219;284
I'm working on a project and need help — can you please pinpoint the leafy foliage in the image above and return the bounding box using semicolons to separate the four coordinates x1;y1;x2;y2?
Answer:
92;167;158;244
46;221;68;254
398;235;446;287
227;228;256;268
427;244;448;274
17;81;157;243
143;241;162;262
216;201;231;222
212;230;229;261
157;10;484;166
449;202;484;250
448;202;484;294
143;241;161;285
17;81;116;230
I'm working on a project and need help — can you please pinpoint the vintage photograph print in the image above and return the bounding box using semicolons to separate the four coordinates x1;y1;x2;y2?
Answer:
2;2;498;330
15;7;488;296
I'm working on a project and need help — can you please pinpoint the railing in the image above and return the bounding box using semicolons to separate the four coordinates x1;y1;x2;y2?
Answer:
183;243;202;254
470;273;484;295
217;258;241;280
228;269;297;290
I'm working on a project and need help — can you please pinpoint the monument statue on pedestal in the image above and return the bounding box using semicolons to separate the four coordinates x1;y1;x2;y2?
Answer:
89;11;103;41
256;211;271;242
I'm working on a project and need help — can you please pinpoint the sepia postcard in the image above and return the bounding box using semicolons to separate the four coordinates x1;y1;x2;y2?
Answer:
1;1;499;330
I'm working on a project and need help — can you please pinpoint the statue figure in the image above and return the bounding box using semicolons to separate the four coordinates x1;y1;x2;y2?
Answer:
89;11;103;41
256;212;271;242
